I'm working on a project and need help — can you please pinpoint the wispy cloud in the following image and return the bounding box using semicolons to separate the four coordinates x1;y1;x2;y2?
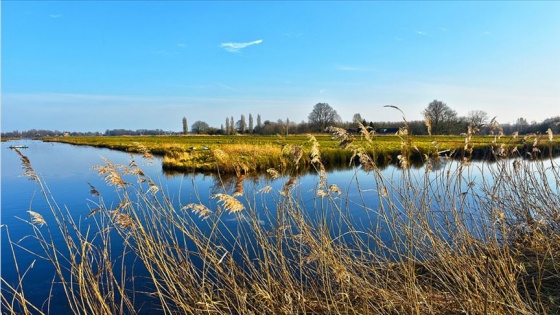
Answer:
335;65;370;72
415;31;427;36
217;83;240;92
177;43;186;48
50;14;62;19
221;39;263;53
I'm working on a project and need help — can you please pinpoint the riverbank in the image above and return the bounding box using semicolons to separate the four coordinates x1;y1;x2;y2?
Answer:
42;133;560;174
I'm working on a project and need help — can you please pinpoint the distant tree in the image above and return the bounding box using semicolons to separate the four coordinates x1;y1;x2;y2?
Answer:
191;121;209;134
515;117;529;134
240;114;246;133
297;120;311;133
516;117;528;126
286;118;290;136
230;116;234;134
182;117;188;135
256;114;262;134
352;113;363;128
467;110;488;130
308;103;341;131
225;117;230;135
422;100;458;135
248;114;254;134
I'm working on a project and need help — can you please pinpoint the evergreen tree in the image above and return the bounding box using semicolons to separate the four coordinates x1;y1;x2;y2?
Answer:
240;114;246;133
248;114;254;134
256;114;262;134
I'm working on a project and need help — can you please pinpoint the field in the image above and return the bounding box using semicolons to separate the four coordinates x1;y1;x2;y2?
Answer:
42;132;560;174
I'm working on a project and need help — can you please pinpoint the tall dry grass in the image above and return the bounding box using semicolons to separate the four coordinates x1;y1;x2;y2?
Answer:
2;119;559;314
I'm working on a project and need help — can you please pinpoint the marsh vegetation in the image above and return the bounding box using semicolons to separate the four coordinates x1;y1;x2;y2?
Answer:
43;130;559;175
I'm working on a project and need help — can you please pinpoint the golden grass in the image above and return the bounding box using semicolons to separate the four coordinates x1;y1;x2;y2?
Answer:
43;134;560;174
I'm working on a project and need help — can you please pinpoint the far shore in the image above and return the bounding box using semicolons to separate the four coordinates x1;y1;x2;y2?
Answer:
37;134;560;174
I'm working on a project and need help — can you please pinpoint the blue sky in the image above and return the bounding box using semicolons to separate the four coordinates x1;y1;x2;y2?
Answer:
2;1;559;132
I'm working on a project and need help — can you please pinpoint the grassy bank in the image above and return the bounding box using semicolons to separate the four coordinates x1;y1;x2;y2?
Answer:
2;132;559;314
42;133;560;174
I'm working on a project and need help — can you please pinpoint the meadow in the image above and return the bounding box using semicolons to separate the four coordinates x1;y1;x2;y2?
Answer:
2;126;559;314
42;131;559;174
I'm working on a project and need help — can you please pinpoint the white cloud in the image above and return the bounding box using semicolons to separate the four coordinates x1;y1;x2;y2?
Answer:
220;39;263;53
50;14;62;18
415;31;427;36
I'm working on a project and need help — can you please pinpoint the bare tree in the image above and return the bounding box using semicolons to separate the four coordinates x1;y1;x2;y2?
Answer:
467;110;489;134
422;100;458;134
191;121;209;134
308;103;341;131
352;113;363;127
225;117;230;135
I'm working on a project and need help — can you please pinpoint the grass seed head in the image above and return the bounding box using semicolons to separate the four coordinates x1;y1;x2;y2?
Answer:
87;182;100;196
266;168;280;179
115;213;134;229
257;185;273;194
329;184;341;195
316;190;328;198
27;210;46;226
14;149;39;182
211;194;245;213
182;203;213;219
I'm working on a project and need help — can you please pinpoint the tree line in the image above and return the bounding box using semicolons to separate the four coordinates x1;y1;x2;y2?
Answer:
3;100;558;138
182;100;559;136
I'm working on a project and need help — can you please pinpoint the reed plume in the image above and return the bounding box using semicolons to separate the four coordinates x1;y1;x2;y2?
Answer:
182;203;213;219
211;194;245;213
27;210;46;227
